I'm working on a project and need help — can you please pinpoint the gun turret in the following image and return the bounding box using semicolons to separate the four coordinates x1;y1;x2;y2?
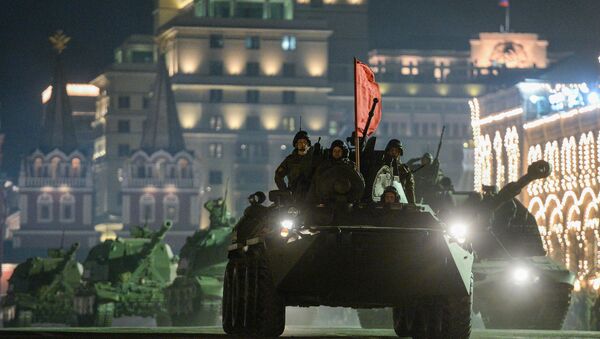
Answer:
139;221;172;257
486;160;551;211
65;242;80;259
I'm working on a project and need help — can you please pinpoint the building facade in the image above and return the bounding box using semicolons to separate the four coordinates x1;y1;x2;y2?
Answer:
472;80;600;296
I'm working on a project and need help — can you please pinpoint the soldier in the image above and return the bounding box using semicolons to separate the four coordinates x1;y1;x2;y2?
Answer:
307;140;355;204
381;185;400;204
382;139;415;204
274;130;319;201
408;152;445;204
204;198;233;229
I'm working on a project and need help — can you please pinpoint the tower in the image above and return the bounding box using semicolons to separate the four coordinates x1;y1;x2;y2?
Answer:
121;53;200;249
15;31;95;255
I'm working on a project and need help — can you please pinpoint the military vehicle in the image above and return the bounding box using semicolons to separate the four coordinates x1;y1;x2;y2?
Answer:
437;160;575;330
2;243;81;327
222;136;475;338
73;221;176;327
165;198;234;326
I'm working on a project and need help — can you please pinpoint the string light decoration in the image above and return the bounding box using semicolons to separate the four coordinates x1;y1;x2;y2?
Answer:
481;134;493;186
470;99;482;191
504;126;520;182
493;131;505;188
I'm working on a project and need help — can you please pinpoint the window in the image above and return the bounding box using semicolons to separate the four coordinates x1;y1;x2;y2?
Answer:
210;34;224;48
281;35;296;51
139;194;155;223
400;122;407;136
245;36;260;50
412;123;420;137
269;2;286;19
246;62;259;76
118;96;130;109
328;120;338;135
209;170;223;185
246;116;260;130
143;97;151;109
210;0;231;17
430;123;438;135
246;90;260;103
118;144;130;157
282;91;296;104
33;157;43;177
209;89;223;103
71;158;81;177
209;61;224;75
118;120;130;133
236;1;263;18
50;157;61;179
163;195;179;222
60;194;75;223
282;117;295;131
37;193;53;223
194;0;206;17
422;123;429;136
209;115;223;131
283;63;295;77
209;143;223;158
131;51;153;63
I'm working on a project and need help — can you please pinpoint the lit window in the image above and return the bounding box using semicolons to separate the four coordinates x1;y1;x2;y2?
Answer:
281;35;296;51
245;36;260;50
209;143;223;158
283;117;296;131
209;115;223;131
328;120;338;135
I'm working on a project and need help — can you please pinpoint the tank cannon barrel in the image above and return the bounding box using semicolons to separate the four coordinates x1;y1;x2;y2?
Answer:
140;221;172;256
65;242;80;259
488;160;551;211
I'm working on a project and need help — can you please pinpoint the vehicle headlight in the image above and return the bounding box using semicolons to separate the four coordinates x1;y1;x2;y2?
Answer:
281;219;294;229
511;266;537;285
449;222;468;244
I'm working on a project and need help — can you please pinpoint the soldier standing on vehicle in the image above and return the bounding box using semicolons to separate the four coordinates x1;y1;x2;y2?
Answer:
381;186;400;204
275;130;319;201
383;139;415;204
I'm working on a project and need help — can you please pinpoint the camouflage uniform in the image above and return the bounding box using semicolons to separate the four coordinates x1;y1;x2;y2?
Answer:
383;139;415;204
274;131;319;201
204;198;232;229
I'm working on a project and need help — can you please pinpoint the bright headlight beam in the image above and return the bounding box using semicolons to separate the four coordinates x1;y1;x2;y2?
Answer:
281;219;294;229
449;222;468;244
512;267;530;284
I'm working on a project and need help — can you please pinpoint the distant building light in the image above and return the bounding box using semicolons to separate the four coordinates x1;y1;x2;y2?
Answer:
282;35;296;51
42;84;100;103
588;92;600;105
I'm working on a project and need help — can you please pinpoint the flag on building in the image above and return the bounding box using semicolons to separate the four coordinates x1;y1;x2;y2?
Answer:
499;0;509;8
354;59;382;137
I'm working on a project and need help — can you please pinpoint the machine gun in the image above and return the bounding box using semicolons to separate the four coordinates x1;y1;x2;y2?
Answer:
139;221;172;258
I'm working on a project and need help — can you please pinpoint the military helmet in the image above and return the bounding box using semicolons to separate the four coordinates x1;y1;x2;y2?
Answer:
385;139;404;156
422;152;433;161
329;139;348;158
293;130;311;148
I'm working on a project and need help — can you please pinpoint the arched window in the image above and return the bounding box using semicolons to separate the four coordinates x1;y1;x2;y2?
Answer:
139;194;155;223
37;193;53;222
50;157;61;179
71;158;81;177
155;158;167;179
60;194;75;223
163;195;179;222
33;157;43;177
178;158;190;178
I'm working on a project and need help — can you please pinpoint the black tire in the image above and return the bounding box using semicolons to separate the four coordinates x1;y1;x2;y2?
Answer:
357;308;393;329
392;305;416;337
535;284;572;330
222;261;234;334
439;277;473;339
252;256;285;337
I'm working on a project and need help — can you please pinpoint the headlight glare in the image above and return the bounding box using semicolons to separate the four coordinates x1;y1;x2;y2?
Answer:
512;266;531;284
449;222;468;244
281;219;294;229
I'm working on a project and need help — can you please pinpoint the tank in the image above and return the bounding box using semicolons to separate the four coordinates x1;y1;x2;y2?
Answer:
2;243;81;327
165;198;234;326
72;221;176;327
222;139;474;338
439;160;575;330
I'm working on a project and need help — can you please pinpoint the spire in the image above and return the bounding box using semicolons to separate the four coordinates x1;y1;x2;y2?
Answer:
140;53;185;154
39;30;78;153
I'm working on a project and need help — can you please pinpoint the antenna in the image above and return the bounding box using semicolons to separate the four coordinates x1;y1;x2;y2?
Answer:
299;116;302;131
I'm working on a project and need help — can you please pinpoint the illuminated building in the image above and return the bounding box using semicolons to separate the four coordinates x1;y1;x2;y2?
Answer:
472;66;600;291
14;32;95;254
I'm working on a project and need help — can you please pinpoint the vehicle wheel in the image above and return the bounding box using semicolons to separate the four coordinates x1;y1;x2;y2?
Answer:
357;308;393;328
439;278;472;339
252;256;285;337
392;305;415;337
95;303;114;327
222;261;234;334
534;283;572;330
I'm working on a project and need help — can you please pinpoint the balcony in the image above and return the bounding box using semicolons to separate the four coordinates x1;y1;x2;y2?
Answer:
123;178;197;188
21;177;91;187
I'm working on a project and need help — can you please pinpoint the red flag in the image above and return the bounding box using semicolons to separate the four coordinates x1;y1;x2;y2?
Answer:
499;0;509;8
354;59;382;137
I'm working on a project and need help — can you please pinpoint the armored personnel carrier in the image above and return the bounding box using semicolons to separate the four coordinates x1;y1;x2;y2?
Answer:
222;139;474;338
165;199;234;326
2;243;81;327
440;160;575;330
73;221;176;327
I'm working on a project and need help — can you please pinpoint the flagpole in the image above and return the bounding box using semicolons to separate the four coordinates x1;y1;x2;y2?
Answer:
353;57;360;171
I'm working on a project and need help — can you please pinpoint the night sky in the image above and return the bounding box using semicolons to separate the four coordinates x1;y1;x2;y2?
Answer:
1;0;599;177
